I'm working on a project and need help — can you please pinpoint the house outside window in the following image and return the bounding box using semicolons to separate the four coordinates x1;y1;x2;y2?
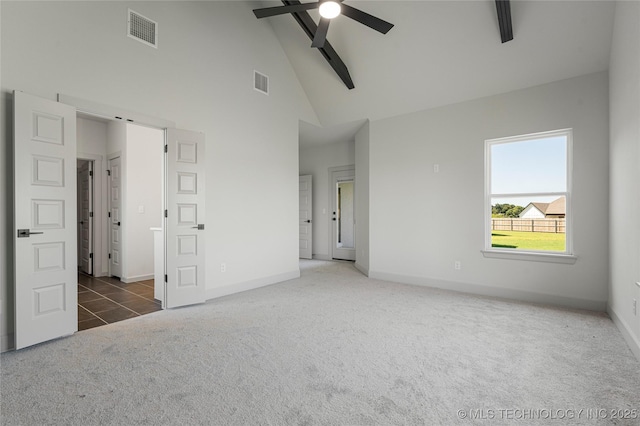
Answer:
484;129;573;259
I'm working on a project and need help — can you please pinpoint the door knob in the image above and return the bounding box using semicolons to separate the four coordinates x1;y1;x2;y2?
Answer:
191;224;205;230
117;222;121;226
306;220;311;223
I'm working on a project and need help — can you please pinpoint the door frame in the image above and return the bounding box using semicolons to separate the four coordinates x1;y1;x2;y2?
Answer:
107;153;123;279
77;159;94;275
328;165;356;260
59;94;176;310
77;153;105;276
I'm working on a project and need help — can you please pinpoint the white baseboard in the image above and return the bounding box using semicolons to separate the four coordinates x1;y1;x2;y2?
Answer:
608;305;640;362
369;270;607;312
312;254;331;261
2;333;14;353
121;274;154;283
354;262;369;277
205;270;300;301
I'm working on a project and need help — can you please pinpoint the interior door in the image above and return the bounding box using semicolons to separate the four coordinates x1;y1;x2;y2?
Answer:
14;91;78;349
78;161;93;274
165;128;206;308
108;157;122;278
331;169;356;261
299;175;313;259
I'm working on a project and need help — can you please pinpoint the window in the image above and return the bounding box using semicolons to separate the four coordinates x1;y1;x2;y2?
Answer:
484;129;574;261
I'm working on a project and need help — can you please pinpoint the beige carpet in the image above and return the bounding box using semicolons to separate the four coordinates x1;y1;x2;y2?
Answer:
2;260;639;425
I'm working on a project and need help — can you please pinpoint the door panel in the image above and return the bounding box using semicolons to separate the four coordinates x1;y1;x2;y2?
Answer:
108;157;122;278
78;161;93;274
14;91;78;349
299;175;312;259
166;129;206;308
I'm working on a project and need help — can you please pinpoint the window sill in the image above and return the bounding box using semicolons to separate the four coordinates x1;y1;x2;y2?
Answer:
481;250;577;264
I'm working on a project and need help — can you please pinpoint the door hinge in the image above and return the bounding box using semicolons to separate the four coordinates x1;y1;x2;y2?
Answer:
89;253;93;259
107;170;111;176
108;253;111;259
164;210;168;218
108;212;111;218
89;170;93;177
164;274;168;282
89;212;93;218
164;145;168;153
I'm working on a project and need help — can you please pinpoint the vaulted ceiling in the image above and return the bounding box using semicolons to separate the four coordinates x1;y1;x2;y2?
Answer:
254;1;615;146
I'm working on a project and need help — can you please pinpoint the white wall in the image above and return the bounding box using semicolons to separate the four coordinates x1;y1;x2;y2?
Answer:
78;117;108;158
0;1;318;350
369;72;610;310
608;1;640;359
107;121;126;156
299;140;355;259
355;122;370;274
123;123;163;282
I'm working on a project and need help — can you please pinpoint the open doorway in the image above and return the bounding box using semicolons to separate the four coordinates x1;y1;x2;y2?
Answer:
330;166;356;261
76;115;164;331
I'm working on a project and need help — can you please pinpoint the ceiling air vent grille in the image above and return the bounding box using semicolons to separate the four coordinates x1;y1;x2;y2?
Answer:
128;9;157;48
254;71;269;95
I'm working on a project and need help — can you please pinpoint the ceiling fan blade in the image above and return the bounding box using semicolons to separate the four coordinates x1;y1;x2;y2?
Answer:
311;18;330;48
495;0;513;43
340;4;394;34
253;2;319;19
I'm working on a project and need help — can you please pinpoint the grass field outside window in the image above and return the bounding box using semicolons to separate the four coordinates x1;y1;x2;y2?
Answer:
491;231;565;252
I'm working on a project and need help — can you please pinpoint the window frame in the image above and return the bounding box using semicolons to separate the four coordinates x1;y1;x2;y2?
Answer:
483;129;576;264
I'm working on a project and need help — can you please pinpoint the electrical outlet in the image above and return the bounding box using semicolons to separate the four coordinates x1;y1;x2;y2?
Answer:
433;164;440;173
221;263;226;273
454;261;462;270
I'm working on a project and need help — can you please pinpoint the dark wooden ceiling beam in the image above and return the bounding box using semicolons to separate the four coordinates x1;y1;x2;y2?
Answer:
282;0;355;89
495;0;513;43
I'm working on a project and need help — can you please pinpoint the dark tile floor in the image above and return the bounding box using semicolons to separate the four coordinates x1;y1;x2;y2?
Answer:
78;274;162;331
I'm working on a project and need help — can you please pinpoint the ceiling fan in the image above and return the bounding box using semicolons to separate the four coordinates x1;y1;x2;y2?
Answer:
253;0;394;49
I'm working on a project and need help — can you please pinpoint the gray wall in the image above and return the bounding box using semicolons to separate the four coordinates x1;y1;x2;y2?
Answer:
368;72;610;310
609;1;640;358
0;1;317;350
299;141;355;259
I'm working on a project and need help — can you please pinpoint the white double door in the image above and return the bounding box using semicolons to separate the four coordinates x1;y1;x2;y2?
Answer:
13;91;207;349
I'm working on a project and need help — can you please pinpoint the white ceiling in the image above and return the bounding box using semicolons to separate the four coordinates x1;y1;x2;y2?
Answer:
255;1;616;145
299;118;367;146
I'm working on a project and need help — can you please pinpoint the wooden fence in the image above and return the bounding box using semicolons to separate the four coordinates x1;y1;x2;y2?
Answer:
492;218;566;233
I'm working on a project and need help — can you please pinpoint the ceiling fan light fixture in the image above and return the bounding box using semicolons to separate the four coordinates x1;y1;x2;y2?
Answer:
319;1;341;19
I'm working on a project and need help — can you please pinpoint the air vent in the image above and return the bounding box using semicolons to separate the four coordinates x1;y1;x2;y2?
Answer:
128;9;157;48
254;71;269;95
